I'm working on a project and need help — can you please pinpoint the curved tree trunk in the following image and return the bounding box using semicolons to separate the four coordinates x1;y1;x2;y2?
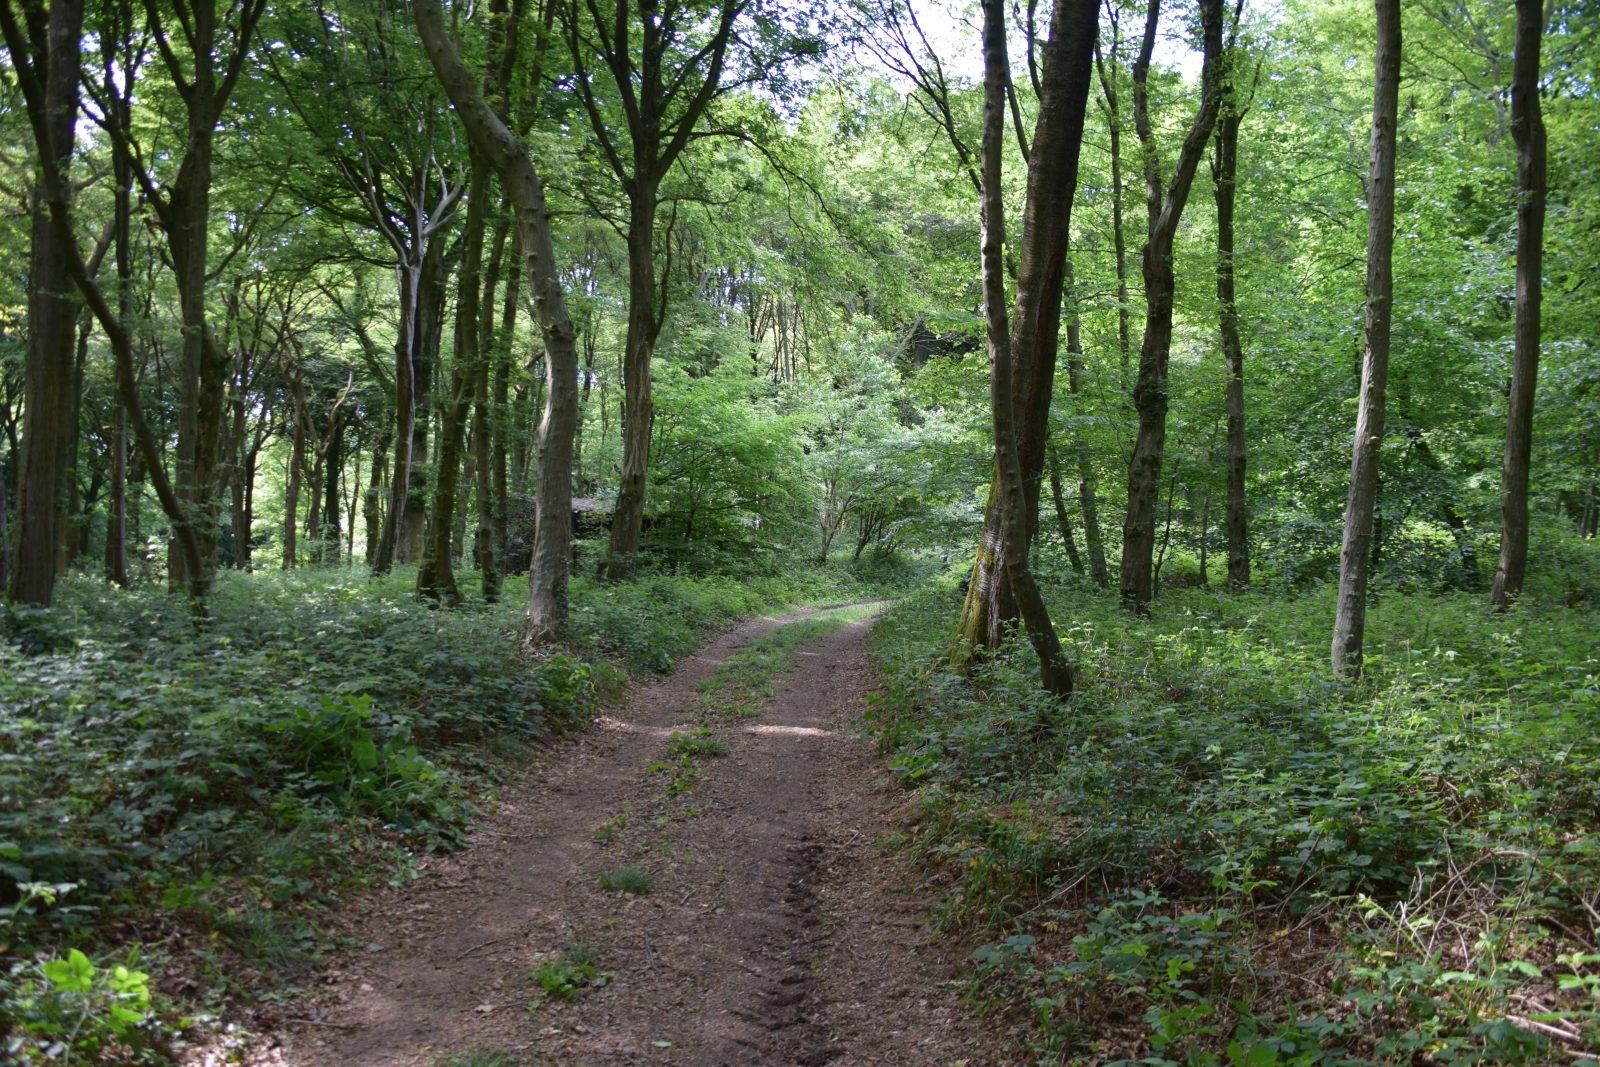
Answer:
1332;0;1402;677
1118;0;1225;615
977;0;1073;699
952;0;1101;655
415;0;581;644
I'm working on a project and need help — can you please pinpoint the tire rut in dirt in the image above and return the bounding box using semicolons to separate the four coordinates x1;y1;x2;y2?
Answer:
725;834;840;1067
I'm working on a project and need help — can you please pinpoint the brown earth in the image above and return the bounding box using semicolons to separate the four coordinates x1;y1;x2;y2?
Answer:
231;607;1007;1067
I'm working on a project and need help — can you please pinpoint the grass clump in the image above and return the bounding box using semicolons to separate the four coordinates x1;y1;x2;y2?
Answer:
597;865;654;896
868;574;1600;1065
665;728;729;759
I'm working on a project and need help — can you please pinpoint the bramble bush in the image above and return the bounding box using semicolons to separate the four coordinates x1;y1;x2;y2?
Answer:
868;547;1600;1064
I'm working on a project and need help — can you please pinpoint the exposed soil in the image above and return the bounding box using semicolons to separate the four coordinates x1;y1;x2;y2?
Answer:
233;607;1003;1067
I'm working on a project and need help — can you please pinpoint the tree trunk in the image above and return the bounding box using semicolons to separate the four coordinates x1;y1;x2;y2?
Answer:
604;188;661;580
976;0;1073;699
1214;75;1250;588
322;413;344;562
1118;0;1224;615
476;212;510;602
284;374;307;570
55;317;90;576
1332;0;1401;678
953;0;1100;654
375;253;423;574
7;0;84;607
1048;447;1084;575
492;240;518;570
1490;0;1546;608
399;244;449;566
418;157;490;605
365;434;388;568
1064;264;1109;588
414;0;581;644
1095;35;1134;387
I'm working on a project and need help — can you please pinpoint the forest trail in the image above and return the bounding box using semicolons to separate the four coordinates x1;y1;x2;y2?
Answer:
242;606;996;1067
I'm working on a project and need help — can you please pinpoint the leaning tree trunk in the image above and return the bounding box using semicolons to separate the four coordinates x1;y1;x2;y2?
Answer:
1214;73;1250;587
977;0;1074;698
1332;0;1401;677
414;0;581;644
952;0;1101;655
1490;0;1546;608
1118;0;1224;615
7;0;84;607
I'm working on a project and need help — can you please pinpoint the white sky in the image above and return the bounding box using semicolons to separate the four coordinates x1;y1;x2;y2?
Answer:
875;0;1225;87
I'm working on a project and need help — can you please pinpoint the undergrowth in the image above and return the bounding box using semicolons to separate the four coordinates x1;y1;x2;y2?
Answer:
867;569;1600;1065
0;563;872;1064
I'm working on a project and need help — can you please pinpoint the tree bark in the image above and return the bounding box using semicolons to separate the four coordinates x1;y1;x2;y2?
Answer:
419;156;491;605
1048;446;1084;575
1118;0;1225;615
976;0;1073;699
1332;0;1401;677
1095;28;1134;387
475;212;510;602
414;0;582;644
284;370;307;570
1490;0;1546;608
322;413;344;562
6;0;84;607
604;187;661;580
952;0;1100;654
1064;263;1109;588
1214;64;1250;587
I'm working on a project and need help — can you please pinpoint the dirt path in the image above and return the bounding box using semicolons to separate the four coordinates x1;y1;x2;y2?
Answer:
243;607;999;1067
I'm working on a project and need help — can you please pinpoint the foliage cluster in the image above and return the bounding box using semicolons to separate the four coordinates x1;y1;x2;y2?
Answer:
867;548;1600;1064
0;563;871;1061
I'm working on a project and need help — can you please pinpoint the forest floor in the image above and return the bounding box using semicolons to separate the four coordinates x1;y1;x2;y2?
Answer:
217;604;998;1067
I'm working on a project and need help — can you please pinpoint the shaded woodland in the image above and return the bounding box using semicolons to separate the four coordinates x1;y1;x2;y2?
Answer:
1;0;1598;1062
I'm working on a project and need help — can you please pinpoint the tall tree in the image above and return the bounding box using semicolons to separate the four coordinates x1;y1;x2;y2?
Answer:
953;0;1099;664
1489;0;1547;608
1331;0;1402;677
414;0;583;643
1;1;208;604
976;0;1086;699
563;0;748;579
1213;22;1254;588
1117;0;1224;615
2;0;84;606
270;1;465;574
134;0;269;596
